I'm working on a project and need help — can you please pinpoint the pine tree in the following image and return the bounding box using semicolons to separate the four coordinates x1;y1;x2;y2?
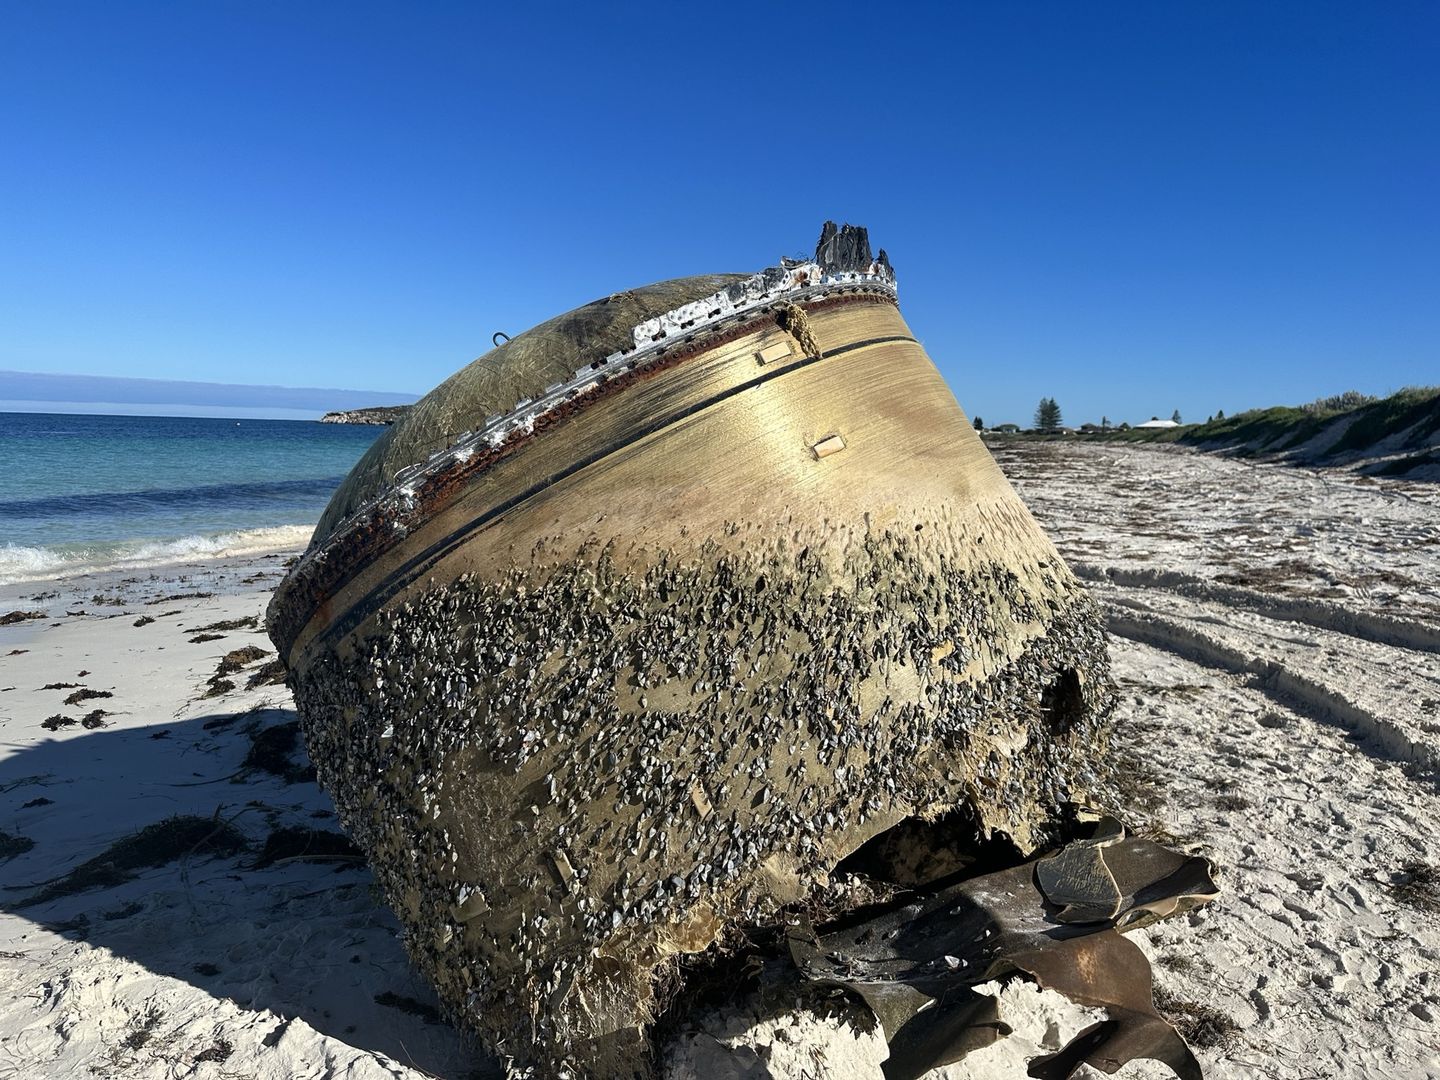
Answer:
1101;415;1110;430
1172;409;1182;424
973;416;984;431
1034;397;1062;433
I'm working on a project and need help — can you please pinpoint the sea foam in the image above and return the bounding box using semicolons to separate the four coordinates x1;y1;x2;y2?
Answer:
0;524;315;585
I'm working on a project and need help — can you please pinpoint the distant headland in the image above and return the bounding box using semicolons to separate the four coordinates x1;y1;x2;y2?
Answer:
319;405;411;425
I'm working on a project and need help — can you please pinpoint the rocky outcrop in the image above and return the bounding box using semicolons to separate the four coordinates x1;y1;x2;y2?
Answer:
319;406;410;426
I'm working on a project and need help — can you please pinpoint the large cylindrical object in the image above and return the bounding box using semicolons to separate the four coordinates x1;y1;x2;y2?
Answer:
268;225;1114;1076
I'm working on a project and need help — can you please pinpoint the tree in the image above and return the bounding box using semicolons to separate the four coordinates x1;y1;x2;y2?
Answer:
1216;409;1225;421
973;416;984;431
1101;415;1110;430
1034;397;1062;433
1171;409;1182;424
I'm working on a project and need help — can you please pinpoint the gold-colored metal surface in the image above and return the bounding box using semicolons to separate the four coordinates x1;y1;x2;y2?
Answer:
273;283;1114;1078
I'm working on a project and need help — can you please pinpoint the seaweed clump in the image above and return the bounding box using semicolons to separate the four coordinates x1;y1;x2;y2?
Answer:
0;829;36;860
15;814;248;907
241;721;315;784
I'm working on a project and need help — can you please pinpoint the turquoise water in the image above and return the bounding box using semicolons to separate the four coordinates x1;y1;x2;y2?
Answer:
0;412;384;583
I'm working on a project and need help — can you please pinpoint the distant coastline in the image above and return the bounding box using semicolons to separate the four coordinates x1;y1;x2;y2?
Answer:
989;386;1440;481
319;406;410;425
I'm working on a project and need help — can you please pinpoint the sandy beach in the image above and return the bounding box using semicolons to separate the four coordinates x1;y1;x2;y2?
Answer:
2;441;1438;1079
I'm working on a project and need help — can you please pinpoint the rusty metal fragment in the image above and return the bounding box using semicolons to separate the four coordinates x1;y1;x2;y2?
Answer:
788;822;1218;1079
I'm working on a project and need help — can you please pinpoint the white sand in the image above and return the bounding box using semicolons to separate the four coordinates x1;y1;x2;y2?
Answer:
2;442;1438;1078
0;554;488;1079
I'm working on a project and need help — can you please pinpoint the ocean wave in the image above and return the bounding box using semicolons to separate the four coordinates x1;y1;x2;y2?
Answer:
0;525;315;585
0;476;347;518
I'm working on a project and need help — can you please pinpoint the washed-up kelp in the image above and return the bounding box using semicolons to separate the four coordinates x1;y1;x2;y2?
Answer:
268;224;1118;1076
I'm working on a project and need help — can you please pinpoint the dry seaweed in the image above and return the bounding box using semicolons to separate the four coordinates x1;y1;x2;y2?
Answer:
246;657;288;688
253;826;362;868
373;991;443;1025
121;1006;164;1051
215;645;269;676
193;1039;233;1064
1391;861;1440;913
0;829;36;860
14;814;248;907
0;610;47;625
63;688;112;707
189;616;259;633
1152;986;1242;1049
241;722;315;784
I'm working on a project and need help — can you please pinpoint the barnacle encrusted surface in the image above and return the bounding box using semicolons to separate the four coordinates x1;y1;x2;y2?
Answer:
290;524;1111;1074
273;225;1116;1077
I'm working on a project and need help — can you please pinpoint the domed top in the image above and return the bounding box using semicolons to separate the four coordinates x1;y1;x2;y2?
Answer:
313;274;746;543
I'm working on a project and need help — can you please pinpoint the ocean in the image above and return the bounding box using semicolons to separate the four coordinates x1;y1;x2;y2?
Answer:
0;412;385;584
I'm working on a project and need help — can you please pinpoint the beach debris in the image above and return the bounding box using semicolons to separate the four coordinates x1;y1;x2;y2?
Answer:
145;591;215;605
373;991;444;1024
193;1039;234;1065
121;1006;164;1051
241;721;314;784
81;709;111;729
786;819;1218;1080
245;657;288;688
216;645;269;676
190;633;226;644
0;610;46;625
11;814;247;907
39;682;81;690
1390;861;1440;913
1151;988;1241;1051
20;797;53;809
268;223;1121;1077
189;616;260;633
0;829;36;860
132;615;156;627
40;715;76;731
101;900;143;921
252;825;362;868
62;688;112;707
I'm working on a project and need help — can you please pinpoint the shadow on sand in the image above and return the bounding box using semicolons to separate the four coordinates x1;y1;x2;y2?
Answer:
1;707;499;1079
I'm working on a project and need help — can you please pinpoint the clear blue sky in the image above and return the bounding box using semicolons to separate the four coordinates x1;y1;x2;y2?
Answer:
3;2;1435;426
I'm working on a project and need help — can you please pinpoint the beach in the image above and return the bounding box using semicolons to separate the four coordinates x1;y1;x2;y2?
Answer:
2;441;1438;1078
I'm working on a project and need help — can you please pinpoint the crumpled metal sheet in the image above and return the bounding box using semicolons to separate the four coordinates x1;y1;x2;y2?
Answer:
787;822;1218;1079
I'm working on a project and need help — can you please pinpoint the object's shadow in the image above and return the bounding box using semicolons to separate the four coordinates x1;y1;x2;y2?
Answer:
0;710;499;1079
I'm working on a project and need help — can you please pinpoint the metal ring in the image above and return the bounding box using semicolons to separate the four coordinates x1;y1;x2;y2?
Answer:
492;332;511;347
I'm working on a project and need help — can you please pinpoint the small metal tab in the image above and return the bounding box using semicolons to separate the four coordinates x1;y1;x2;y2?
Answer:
755;341;793;366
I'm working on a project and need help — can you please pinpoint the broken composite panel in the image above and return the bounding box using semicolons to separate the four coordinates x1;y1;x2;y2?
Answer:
269;224;1214;1077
